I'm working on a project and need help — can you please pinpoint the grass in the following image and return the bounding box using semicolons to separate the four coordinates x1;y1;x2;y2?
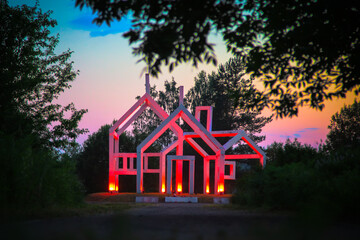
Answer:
1;192;233;222
220;202;296;216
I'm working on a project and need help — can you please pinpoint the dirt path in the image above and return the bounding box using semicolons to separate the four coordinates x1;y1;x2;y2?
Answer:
2;203;359;240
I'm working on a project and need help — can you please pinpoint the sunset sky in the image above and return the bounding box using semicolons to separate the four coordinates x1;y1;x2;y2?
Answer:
10;0;359;148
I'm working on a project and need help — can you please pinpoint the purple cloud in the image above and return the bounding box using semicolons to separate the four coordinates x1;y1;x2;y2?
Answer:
279;128;319;139
279;135;292;139
297;127;319;133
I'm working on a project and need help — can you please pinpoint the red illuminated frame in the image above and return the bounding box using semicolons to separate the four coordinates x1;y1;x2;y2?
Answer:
166;155;195;194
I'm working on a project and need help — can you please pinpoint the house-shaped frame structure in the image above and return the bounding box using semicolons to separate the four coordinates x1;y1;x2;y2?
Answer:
108;74;183;192
109;75;266;195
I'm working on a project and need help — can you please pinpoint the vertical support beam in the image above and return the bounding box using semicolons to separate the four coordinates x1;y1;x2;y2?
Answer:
115;175;119;192
203;157;210;194
114;138;119;191
136;150;144;193
158;158;162;193
145;73;150;94
208;106;213;132
189;159;194;194
214;152;219;194
176;136;183;193
123;156;127;171
214;150;225;194
115;138;119;154
175;159;183;193
229;162;234;179
261;155;266;168
109;135;116;191
195;108;200;121
218;150;225;194
129;157;134;170
166;157;172;194
160;153;166;193
144;155;148;171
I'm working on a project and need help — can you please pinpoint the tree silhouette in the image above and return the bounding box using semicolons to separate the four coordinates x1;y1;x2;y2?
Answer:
0;3;86;208
186;57;272;145
326;100;360;151
1;2;87;150
77;123;136;193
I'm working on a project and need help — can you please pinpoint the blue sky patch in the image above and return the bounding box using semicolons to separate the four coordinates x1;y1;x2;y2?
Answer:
70;13;131;37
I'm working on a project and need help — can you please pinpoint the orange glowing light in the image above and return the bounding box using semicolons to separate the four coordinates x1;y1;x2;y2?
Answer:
161;184;166;193
177;185;182;193
109;183;118;192
206;185;210;194
217;184;224;193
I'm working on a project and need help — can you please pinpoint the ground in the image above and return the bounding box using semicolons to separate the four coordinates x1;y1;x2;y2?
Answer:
2;194;359;240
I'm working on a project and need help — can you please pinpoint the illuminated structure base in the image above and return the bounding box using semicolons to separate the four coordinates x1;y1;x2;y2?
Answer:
109;74;266;195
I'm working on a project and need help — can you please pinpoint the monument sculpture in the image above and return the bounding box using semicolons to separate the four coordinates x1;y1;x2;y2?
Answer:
109;74;266;195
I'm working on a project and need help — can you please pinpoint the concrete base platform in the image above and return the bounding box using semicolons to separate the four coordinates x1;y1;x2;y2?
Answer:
165;197;198;203
135;196;159;203
86;193;232;204
213;197;230;204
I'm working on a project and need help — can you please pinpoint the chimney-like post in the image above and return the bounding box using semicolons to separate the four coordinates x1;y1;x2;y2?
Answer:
145;73;150;94
179;86;184;105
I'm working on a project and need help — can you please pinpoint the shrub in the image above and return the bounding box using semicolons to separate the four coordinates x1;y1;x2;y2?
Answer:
0;133;84;210
233;141;360;220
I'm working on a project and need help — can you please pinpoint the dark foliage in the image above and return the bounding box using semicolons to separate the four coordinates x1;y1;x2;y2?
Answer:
0;3;87;209
0;133;84;209
233;140;360;221
75;0;360;118
233;102;360;220
0;3;87;150
266;139;318;166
